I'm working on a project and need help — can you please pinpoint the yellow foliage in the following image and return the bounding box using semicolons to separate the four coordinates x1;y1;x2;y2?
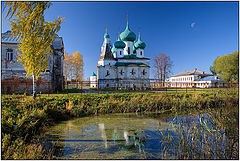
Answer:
66;100;73;110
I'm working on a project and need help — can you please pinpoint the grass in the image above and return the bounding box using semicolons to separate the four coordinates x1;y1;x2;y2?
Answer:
1;89;239;159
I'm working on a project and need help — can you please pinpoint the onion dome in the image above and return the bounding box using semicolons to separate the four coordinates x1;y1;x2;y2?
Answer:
104;25;110;38
104;32;110;38
111;45;116;53
120;23;136;42
134;32;146;49
90;72;96;76
114;37;126;49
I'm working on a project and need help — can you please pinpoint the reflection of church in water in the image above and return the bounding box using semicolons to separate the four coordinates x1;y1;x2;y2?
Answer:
97;19;150;89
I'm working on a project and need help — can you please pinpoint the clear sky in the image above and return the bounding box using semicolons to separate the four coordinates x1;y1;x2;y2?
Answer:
1;1;239;80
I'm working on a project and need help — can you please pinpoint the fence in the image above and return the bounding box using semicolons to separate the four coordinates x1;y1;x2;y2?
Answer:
64;79;239;94
1;80;52;94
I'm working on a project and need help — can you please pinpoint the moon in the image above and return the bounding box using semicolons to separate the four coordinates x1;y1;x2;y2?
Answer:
191;22;196;28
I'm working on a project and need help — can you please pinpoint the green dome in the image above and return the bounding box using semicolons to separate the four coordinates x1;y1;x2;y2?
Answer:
111;45;116;53
114;37;126;48
134;34;146;49
120;23;136;42
104;32;110;38
90;72;96;76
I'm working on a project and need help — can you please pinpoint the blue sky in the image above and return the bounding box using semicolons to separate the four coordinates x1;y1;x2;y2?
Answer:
1;1;239;80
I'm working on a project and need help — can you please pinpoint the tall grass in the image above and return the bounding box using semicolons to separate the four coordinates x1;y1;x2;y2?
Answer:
159;105;239;159
1;89;238;159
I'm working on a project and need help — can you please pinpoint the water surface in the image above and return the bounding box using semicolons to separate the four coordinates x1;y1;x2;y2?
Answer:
42;112;230;159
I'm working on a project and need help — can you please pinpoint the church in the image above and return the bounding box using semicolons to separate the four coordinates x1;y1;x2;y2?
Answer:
97;21;150;89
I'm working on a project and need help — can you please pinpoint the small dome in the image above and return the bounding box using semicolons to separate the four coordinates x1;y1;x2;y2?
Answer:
90;72;96;76
114;37;126;48
104;32;110;38
120;23;136;42
134;33;146;49
111;45;116;53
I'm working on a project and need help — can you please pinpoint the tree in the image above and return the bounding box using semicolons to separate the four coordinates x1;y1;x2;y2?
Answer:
63;51;84;89
4;2;64;98
63;51;73;81
210;51;239;82
72;51;84;88
153;53;173;86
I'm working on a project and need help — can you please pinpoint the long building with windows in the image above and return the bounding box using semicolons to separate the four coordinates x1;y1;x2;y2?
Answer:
1;30;64;94
166;69;225;88
97;21;150;89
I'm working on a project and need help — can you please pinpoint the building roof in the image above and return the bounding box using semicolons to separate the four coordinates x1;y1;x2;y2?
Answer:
117;54;150;60
171;69;213;77
196;76;222;81
90;72;97;76
100;43;115;60
1;30;63;50
114;37;126;49
115;62;150;67
1;31;21;44
120;23;136;42
134;33;146;49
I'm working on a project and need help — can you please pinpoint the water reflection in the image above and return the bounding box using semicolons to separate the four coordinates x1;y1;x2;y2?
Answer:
42;112;233;159
43;113;170;159
98;123;108;148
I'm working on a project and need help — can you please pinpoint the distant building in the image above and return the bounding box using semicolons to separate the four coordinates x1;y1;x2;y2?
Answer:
97;21;150;89
166;68;224;88
90;72;97;88
1;30;64;94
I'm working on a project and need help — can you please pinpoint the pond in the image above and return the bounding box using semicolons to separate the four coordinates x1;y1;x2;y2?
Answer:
42;112;237;159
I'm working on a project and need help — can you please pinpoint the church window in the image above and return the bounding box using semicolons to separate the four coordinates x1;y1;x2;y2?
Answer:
128;47;130;55
120;51;122;55
106;70;110;76
142;69;146;75
130;68;135;75
120;69;124;75
140;51;143;56
6;49;13;61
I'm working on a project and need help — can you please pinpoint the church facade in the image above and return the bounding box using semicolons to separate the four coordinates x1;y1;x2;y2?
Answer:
97;22;150;89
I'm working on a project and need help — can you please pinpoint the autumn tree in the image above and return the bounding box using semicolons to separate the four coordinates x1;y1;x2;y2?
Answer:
153;53;173;86
63;51;73;81
72;51;84;88
63;51;84;88
210;51;239;82
4;2;64;98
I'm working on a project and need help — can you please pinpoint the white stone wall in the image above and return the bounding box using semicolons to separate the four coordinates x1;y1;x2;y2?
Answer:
116;48;124;58
90;76;97;88
123;41;134;55
136;49;144;58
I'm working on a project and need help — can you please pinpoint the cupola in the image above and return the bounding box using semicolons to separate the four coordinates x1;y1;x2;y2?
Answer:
120;23;136;42
114;37;126;49
134;32;146;49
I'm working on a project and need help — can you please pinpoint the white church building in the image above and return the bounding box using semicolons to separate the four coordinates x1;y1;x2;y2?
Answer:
97;21;150;89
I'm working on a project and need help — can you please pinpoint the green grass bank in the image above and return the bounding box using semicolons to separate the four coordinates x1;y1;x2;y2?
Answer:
1;89;239;159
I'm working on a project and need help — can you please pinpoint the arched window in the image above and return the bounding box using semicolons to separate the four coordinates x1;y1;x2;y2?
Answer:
106;70;110;76
140;51;143;56
128;47;130;55
142;69;146;75
130;68;135;75
120;51;122;55
6;49;13;61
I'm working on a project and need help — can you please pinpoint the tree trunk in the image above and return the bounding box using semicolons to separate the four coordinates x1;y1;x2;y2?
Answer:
33;73;37;98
